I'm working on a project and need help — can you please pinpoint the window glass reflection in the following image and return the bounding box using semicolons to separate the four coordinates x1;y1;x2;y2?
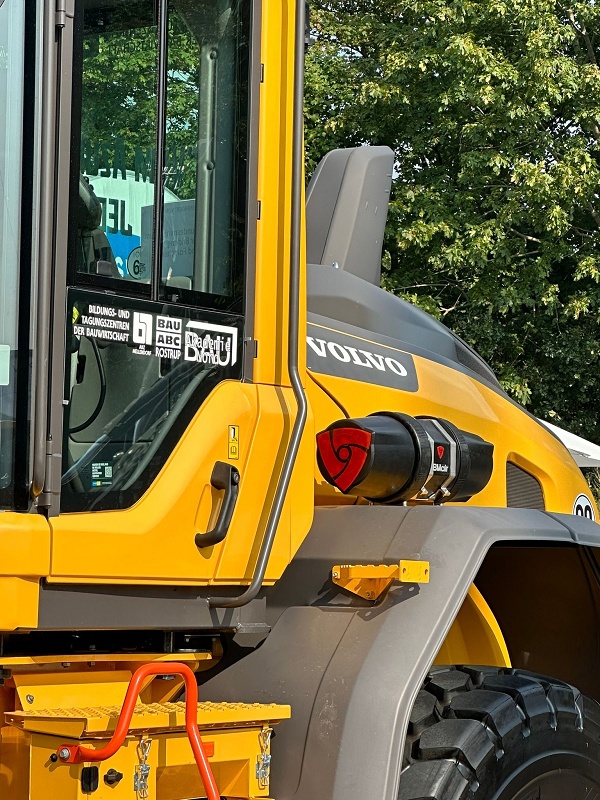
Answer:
0;0;25;493
77;2;158;281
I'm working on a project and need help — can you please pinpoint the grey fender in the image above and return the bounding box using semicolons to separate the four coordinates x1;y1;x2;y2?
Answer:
201;505;600;800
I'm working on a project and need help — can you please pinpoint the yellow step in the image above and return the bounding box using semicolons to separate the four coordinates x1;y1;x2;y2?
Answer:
7;700;291;738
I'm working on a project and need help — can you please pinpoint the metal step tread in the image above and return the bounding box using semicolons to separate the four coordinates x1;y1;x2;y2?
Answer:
6;700;291;738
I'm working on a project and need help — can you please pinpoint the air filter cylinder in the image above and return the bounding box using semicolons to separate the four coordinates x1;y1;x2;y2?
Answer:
316;412;493;504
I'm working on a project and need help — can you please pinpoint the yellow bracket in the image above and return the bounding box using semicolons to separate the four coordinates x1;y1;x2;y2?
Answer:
331;560;430;601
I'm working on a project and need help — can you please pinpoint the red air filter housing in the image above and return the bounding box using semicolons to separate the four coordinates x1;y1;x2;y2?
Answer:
315;425;373;492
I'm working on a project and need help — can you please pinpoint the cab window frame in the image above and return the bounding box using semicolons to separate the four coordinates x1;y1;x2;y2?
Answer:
0;0;36;511
66;0;251;316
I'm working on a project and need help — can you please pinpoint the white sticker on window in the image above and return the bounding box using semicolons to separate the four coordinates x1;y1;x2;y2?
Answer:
0;345;9;386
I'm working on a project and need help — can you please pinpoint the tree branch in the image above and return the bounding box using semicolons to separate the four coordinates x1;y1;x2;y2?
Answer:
567;9;598;65
567;9;600;140
509;227;542;244
587;202;600;229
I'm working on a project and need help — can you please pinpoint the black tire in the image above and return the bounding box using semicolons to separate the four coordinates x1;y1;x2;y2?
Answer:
400;666;600;800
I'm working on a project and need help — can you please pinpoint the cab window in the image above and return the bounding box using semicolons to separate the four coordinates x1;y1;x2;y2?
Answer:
0;0;32;509
72;0;248;311
61;0;250;512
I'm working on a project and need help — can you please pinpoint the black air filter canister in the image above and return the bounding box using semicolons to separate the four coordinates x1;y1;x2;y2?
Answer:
316;412;493;504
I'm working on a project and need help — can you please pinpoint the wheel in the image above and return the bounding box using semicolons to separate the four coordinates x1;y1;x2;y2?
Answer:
400;666;600;799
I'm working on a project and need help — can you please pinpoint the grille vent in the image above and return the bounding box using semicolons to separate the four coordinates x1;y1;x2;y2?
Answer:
453;335;499;386
506;462;545;510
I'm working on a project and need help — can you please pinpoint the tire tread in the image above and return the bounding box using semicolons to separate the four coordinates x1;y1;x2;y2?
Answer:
399;666;600;800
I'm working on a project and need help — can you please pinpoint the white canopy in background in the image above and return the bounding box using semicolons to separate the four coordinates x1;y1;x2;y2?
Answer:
538;419;600;468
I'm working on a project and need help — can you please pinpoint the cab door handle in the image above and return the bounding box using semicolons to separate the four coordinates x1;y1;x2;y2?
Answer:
195;462;240;548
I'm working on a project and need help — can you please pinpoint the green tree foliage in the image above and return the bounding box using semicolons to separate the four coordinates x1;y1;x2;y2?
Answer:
80;9;207;199
305;0;600;439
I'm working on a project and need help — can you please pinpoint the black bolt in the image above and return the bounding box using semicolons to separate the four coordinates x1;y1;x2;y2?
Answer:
49;753;58;763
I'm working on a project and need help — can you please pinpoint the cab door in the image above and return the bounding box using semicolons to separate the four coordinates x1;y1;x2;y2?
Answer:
47;0;313;588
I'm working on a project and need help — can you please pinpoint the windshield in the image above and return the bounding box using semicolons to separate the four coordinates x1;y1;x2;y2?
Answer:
0;0;27;508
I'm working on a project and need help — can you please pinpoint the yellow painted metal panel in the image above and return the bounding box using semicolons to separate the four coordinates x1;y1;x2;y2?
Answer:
25;727;276;800
467;584;511;666
0;578;39;630
13;704;287;800
252;0;300;387
8;700;290;738
0;725;29;800
214;385;314;582
48;381;313;586
332;561;430;599
434;585;511;667
0;653;210;668
158;727;272;798
12;670;134;712
0;513;50;576
308;321;593;516
30;733;148;800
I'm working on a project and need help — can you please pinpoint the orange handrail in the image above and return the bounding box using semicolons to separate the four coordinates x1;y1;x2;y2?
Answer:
57;662;220;800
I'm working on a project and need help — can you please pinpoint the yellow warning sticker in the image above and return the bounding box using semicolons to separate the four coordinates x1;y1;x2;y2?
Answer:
228;425;240;460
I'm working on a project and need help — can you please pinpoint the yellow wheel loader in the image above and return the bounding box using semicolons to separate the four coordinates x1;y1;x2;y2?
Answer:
1;1;600;798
